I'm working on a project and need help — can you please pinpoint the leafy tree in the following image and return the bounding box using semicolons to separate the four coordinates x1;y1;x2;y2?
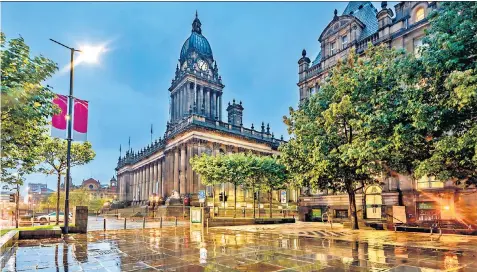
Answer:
281;45;412;229
1;32;58;186
39;138;95;224
222;153;251;217
258;156;288;218
190;153;224;208
407;2;477;185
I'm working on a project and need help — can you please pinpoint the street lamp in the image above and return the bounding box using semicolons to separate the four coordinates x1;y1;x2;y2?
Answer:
50;39;103;234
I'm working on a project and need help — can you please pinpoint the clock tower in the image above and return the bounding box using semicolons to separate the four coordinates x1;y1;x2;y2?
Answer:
168;11;224;127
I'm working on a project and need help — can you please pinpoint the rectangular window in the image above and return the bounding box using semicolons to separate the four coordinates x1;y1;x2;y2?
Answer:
330;42;336;55
336;210;348;218
417;176;444;189
342;35;348;49
413;37;427;57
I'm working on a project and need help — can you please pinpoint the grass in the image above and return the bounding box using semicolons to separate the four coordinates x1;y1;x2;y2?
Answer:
1;225;59;235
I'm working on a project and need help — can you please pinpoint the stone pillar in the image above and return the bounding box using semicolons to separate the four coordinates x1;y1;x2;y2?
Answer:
205;88;210;118
211;91;217;120
180;145;186;194
158;159;163;198
153;161;157;194
174;148;179;192
133;170;137;203
219;94;222;121
198;86;204;115
171;94;175;121
73;206;88;233
187;143;193;195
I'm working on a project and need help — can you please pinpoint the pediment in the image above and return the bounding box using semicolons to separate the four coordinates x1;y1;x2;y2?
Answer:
318;15;365;42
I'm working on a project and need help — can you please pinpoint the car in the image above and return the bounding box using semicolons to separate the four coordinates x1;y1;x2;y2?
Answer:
37;212;72;224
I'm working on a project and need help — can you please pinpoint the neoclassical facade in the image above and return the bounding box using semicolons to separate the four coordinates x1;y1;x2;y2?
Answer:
297;1;477;226
116;13;287;206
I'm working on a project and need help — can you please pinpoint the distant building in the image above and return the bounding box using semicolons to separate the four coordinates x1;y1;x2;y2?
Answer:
27;183;54;206
80;177;118;199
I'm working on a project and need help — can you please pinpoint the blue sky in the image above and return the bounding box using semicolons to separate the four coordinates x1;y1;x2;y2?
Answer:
2;1;368;193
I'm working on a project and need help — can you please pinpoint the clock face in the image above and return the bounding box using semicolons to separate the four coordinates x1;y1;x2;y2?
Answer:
197;60;208;71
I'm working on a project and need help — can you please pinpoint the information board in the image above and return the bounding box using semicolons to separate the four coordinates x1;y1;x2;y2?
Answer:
281;190;287;204
198;190;206;203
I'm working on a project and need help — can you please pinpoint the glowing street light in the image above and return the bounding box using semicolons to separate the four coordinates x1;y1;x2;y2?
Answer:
49;38;104;234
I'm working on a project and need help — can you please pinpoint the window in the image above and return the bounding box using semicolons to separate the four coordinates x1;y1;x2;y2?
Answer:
330;42;336;55
417;176;444;189
336;210;348;218
415;7;425;22
89;184;94;189
413;36;427;57
341;35;348;49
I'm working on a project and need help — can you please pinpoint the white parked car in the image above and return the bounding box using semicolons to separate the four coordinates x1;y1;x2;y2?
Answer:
37;212;72;224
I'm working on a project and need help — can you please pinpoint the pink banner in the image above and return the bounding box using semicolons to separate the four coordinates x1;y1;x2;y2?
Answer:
73;98;88;141
51;94;67;139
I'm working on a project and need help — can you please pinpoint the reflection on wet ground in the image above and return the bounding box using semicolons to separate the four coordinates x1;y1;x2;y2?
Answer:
2;226;477;271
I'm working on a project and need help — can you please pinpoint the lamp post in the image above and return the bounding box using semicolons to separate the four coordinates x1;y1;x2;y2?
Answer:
50;39;103;234
50;39;80;234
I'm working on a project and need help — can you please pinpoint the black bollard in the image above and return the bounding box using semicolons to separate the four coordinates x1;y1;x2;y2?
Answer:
175;216;178;227
103;218;106;231
160;217;163;228
143;217;146;229
124;218;126;230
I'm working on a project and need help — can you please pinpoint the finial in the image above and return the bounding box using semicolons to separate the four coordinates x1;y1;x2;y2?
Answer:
280;135;284;141
228;101;231;106
195;10;198;18
381;1;387;9
239;101;242;105
233;99;235;104
261;122;265;132
302;49;306;57
251;123;254;130
334;9;337;16
266;123;270;134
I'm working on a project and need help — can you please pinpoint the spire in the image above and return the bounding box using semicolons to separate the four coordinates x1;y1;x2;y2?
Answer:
192;11;202;34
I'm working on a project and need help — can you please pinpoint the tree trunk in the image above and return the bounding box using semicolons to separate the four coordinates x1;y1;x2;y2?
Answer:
269;190;272;218
253;190;256;219
56;173;61;225
212;186;216;216
234;184;237;218
348;189;359;230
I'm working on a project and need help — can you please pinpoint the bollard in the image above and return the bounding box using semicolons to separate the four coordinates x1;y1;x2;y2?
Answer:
143;217;146;229
206;218;209;233
124;218;127;230
48;217;51;225
175;216;178;227
31;217;34;227
103;218;106;231
160;217;163;228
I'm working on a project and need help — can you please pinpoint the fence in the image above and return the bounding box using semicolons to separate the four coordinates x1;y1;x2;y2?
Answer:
88;216;188;231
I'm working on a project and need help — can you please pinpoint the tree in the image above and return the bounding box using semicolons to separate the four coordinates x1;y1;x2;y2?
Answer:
258;156;288;218
404;2;477;185
1;32;58;186
222;153;251;218
39;138;95;224
281;45;412;229
190;153;224;209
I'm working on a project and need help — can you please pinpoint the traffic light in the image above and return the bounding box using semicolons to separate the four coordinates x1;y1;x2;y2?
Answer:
9;194;15;203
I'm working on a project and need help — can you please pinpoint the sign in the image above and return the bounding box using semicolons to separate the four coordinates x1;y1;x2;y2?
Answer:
280;190;287;204
392;206;407;224
311;209;322;219
190;207;202;224
418;202;435;210
198;190;206;203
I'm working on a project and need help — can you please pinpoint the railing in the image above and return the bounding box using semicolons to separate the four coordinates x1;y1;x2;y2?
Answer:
356;32;380;53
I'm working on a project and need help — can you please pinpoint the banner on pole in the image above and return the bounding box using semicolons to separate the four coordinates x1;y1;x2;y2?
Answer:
51;94;68;139
73;98;89;141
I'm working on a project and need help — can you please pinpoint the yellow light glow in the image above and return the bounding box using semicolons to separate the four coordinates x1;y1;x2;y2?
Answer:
78;45;105;64
444;206;450;210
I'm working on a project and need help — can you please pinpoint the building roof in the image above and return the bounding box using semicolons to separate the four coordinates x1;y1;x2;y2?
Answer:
180;12;213;63
342;1;378;41
311;51;322;66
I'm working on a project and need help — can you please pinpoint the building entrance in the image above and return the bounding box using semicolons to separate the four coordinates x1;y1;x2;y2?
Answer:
365;185;383;219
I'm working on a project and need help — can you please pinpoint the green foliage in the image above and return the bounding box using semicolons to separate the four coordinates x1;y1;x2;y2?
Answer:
39;138;96;177
405;2;477;184
1;32;58;185
42;188;90;210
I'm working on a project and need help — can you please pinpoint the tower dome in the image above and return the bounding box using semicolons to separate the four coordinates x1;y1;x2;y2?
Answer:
180;11;213;64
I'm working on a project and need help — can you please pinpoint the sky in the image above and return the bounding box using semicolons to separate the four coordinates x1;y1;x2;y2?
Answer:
2;1;384;194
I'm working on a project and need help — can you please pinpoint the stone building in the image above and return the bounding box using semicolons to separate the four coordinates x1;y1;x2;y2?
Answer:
80;177;118;199
297;1;477;227
116;13;287;207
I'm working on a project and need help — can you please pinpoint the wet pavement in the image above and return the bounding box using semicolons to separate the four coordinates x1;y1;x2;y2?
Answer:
2;224;477;271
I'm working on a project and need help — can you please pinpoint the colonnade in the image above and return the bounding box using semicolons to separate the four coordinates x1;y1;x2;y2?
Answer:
170;82;222;122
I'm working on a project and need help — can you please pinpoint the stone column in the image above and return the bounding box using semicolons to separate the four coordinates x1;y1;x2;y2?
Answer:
180;145;186;194
182;86;187;117
153;161;157;194
133;170;136;203
187;143;193;195
205;88;210;118
174;148;179;192
219;94;222;121
158;159;162;198
211;91;217;120
171;94;174;121
198;86;204;115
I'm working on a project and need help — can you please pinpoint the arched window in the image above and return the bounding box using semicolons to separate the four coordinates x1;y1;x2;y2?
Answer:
415;7;425;22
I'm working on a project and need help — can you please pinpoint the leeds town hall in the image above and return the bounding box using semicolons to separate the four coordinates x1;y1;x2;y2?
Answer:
115;13;287;206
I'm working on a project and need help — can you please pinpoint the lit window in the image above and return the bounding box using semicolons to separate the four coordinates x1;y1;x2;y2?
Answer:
342;35;348;49
417;176;444;189
330;42;336;55
415;7;425;22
